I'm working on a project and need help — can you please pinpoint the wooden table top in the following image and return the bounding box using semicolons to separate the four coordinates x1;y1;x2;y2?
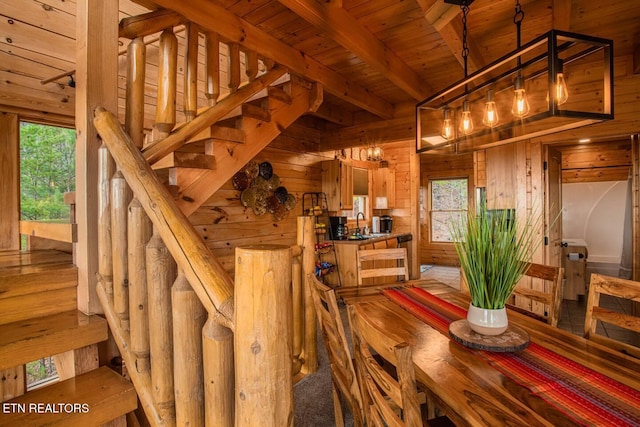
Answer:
352;291;640;427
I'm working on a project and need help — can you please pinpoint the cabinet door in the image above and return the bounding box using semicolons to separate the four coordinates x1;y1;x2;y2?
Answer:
371;168;395;209
340;162;353;210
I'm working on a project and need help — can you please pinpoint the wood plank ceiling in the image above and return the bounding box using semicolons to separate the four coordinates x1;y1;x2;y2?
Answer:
1;0;639;147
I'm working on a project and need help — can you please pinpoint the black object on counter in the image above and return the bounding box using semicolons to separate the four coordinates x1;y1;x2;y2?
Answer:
380;215;393;233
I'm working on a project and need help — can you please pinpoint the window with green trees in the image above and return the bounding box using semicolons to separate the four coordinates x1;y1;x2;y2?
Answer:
429;178;468;242
20;122;75;221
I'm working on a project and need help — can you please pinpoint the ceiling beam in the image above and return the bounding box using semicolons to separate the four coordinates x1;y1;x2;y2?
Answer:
277;0;431;100
319;115;415;150
417;0;486;73
149;0;395;119
552;0;572;31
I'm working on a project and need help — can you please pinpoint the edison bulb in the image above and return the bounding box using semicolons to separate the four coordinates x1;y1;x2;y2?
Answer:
459;100;474;135
441;108;454;140
556;72;569;105
511;74;530;118
483;89;499;127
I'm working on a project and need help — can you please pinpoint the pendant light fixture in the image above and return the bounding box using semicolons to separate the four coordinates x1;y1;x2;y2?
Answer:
511;0;530;118
416;0;613;153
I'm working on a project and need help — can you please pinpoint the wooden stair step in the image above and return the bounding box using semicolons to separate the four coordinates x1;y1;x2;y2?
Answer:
0;250;73;269
0;311;108;371
0;366;137;427
268;85;292;104
219;102;271;123
151;151;215;170
185;124;246;145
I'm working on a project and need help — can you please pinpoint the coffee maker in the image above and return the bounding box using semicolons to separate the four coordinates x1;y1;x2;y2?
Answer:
380;215;393;233
329;216;349;240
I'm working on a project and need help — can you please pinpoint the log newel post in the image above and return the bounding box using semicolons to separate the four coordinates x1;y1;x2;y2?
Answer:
111;170;132;331
292;248;303;369
298;216;318;374
203;317;234;427
172;272;206;426
146;228;177;422
234;245;293;427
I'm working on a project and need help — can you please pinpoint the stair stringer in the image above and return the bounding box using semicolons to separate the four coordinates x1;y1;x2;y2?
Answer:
175;79;320;217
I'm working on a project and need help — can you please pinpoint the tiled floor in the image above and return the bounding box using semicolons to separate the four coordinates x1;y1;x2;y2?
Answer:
422;265;638;346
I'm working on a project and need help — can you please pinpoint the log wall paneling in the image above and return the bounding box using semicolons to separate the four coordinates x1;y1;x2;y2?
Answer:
146;230;177;422
234;245;293;426
172;273;206;427
75;0;119;315
0;113;19;250
486;143;517;210
0;366;25;401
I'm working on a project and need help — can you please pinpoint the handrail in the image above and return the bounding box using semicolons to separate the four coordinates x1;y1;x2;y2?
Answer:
94;107;235;330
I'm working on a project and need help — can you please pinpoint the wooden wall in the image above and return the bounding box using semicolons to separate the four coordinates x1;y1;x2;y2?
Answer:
419;151;475;266
189;123;326;275
559;140;632;183
0;112;20;250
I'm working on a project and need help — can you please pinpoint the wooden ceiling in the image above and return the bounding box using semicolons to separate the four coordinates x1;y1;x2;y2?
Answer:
1;0;639;146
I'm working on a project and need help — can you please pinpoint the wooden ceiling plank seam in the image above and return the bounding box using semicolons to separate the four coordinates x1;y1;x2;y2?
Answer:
277;0;432;100
0;2;75;40
148;0;395;119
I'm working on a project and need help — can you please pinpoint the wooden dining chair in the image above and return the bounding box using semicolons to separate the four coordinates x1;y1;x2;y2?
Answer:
357;247;409;286
584;273;640;360
307;273;365;427
511;262;564;327
347;304;454;427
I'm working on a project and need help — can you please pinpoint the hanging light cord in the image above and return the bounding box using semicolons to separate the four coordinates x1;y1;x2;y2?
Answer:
513;0;525;67
461;0;470;94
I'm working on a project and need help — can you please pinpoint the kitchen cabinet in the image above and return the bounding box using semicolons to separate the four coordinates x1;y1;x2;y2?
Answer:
321;159;353;211
371;167;395;209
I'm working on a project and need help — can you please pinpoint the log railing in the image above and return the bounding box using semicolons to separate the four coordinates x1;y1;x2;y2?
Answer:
93;15;318;427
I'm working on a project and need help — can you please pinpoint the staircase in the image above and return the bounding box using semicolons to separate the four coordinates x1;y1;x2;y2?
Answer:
0;250;136;426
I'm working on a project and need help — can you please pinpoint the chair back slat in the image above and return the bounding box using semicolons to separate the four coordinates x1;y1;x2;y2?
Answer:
584;274;640;359
357;248;409;286
307;274;364;427
512;262;564;327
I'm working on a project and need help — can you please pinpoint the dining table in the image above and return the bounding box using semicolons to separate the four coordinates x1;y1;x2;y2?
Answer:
350;284;640;427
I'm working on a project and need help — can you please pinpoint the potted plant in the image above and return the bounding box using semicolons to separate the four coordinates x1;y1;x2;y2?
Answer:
450;202;541;335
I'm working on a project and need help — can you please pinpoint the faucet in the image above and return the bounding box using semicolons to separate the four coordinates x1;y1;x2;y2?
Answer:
356;212;365;235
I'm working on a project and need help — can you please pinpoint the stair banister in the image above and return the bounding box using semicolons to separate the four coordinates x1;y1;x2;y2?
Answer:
94;107;235;330
141;65;287;165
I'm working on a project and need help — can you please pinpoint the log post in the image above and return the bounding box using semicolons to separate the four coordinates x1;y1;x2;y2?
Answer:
125;37;146;148
128;198;153;373
172;272;206;426
184;23;199;122
228;42;241;93
98;143;115;304
146;229;177;423
205;31;220;106
235;245;293;427
203;317;234;427
111;171;132;331
154;28;178;141
298;216;318;374
291;249;303;368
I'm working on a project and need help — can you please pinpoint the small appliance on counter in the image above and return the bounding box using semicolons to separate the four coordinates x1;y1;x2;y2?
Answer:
380;215;393;233
371;216;380;233
329;216;349;240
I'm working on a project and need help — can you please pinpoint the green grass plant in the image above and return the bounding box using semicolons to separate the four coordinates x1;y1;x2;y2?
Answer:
450;203;542;309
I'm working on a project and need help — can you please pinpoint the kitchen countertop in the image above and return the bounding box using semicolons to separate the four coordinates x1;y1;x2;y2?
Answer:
331;232;411;245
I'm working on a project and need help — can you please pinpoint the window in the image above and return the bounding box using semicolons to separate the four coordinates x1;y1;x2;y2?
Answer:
429;178;468;242
350;195;368;219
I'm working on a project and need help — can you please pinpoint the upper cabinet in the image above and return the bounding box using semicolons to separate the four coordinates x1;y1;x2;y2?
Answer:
371;167;395;209
321;159;353;211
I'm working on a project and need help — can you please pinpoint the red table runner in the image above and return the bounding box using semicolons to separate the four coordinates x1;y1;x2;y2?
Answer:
383;287;640;427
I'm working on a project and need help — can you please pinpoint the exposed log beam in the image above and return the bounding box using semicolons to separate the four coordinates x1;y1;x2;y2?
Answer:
119;9;185;39
419;0;486;73
319;115;415;150
277;0;431;100
149;0;394;119
552;0;572;31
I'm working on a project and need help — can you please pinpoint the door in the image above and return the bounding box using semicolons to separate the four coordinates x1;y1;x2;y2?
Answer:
545;147;562;268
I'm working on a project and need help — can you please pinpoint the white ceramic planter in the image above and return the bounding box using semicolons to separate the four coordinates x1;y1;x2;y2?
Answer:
467;304;508;336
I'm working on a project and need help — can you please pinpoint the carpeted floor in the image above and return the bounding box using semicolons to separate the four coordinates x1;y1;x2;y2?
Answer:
293;312;355;427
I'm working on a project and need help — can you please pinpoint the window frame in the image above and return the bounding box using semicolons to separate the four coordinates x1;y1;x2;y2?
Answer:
428;177;469;243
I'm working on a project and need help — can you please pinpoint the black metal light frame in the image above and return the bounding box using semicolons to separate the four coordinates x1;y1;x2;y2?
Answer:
416;30;613;153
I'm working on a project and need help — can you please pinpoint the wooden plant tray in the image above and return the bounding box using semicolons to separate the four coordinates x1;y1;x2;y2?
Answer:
449;319;530;352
